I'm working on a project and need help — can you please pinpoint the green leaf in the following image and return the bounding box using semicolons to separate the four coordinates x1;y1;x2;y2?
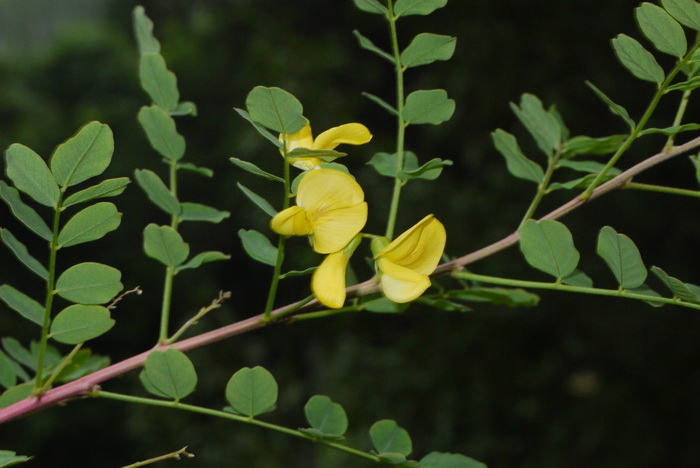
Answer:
547;173;617;191
0;450;32;467
170;101;197;117
556;159;618;174
362;92;398;115
279;266;317;279
353;0;388;15
448;287;540;307
420;452;488;468
563;135;627;157
638;123;700;136
287;147;347;162
50;305;115;345
491;129;545;183
0;182;52;241
57;202;122;248
49;121;114;188
175;251;231;273
691;155;700;188
141;349;197;401
139;54;179;111
628;283;665;307
636;3;687;57
303;395;348;437
143;224;189;267
180;202;230;223
233;108;284;148
0;228;48;280
596;226;648;289
137;105;186;160
63;177;130;208
363;297;410;313
0;350;17;389
5;143;59;207
367;152;400;178
562;269;594;287
509;94;561;157
175;162;212;177
237;183;278;217
370;420;413;456
401;157;452;181
55;262;123;305
519;219;580;279
611;34;665;83
650;266;699;302
2;338;35;371
401;33;456;68
0;285;44;326
238;229;278;266
56;351;109;383
377;453;408;464
353;30;395;63
245;86;305;134
225;366;278;417
415;297;472;312
403;89;455;125
134;169;181;215
585;81;636;131
666;75;700;92
394;0;448;16
0;383;34;409
132;6;160;54
661;0;700;31
230;157;284;183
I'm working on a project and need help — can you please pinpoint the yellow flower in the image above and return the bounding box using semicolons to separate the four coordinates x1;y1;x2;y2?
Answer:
270;168;367;254
311;236;361;309
374;215;446;303
281;119;372;170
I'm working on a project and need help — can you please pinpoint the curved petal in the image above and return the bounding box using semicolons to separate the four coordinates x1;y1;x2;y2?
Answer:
378;259;431;303
297;168;365;211
281;119;313;152
270;206;311;236
378;215;446;275
291;157;323;171
311;202;367;254
312;251;350;308
312;123;372;150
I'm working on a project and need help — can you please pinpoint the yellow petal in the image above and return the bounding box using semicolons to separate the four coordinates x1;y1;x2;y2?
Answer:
281;119;313;152
270;206;311;236
291;157;323;171
377;258;431;303
297;168;365;212
312;250;350;309
377;215;446;275
311;202;368;254
312;123;372;150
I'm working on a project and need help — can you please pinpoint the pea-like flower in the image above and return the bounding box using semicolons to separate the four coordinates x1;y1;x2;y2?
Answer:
374;215;446;303
281;119;372;170
270;168;368;254
311;235;361;309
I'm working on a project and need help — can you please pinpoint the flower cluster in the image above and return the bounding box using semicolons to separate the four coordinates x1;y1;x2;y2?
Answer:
270;120;446;309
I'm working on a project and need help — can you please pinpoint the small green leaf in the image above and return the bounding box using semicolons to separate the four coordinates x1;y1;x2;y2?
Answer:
0;383;34;409
230;157;284;183
137;105;186;160
596;226;647;289
279;266;317;279
0;285;44;326
143;224;189;267
377;453;408;464
562;269;594;287
0;449;32;467
353;30;395;63
403;89;455;125
57;351;109;383
287;147;347;162
141;349;197;401
548;173;618;191
55;262;123;305
0;228;48;280
0;182;52;241
139;54;179;111
57;202;122;248
5;144;59;207
400;33;456;68
225;366;278;417
63;177;130;208
628;283;665;307
132;6;161;54
367;152;400;178
556;159;618;174
170;101;197;117
509;94;561;157
491;129;544;183
134;169;181;215
415;297;471;312
49;121;114;188
238;229;278;266
661;0;700;32
363;297;410;313
612;34;665;83
585;81;636;131
0;351;16;389
50;305;115;345
362;92;398;115
448;287;540;307
353;0;388;15
245;86;305;134
520;219;580;279
401;157;452;181
666;76;700;92
690;155;700;188
2;338;35;371
303;395;348;437
394;0;448;16
636;3;687;57
234;108;284;148
563;135;627;157
237;183;278;217
180;202;230;223
638;123;700;136
420;452;488;468
650;266;699;302
175;162;212;177
175;251;231;273
370;420;413;456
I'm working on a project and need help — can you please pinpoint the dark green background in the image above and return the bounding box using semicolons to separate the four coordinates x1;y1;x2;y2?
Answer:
2;0;700;467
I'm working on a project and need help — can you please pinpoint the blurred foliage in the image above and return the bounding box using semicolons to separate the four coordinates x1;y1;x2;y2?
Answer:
2;0;700;467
